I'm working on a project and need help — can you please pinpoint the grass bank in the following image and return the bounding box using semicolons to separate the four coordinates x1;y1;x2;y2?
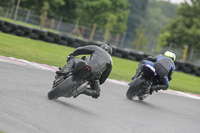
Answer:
0;32;200;95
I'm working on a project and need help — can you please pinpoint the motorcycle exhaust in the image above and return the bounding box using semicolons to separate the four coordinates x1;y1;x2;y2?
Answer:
72;82;88;97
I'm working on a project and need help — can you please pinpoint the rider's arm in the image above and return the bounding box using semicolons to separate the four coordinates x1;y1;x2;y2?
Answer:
168;64;175;81
71;45;97;56
168;71;173;81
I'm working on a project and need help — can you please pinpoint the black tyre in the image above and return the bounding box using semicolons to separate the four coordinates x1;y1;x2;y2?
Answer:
29;33;39;40
15;29;25;36
1;25;11;33
113;52;122;58
195;70;200;77
44;36;54;43
0;20;4;26
126;77;145;100
56;40;68;46
182;66;192;74
48;76;76;100
47;31;61;40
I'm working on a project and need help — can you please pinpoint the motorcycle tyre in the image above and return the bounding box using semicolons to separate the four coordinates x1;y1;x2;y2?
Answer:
126;77;146;100
48;76;77;100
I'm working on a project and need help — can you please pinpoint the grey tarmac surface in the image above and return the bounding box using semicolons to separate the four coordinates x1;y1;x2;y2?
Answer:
0;61;200;133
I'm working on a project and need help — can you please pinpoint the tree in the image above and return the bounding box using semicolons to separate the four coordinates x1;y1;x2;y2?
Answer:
157;31;171;52
18;0;65;15
78;0;130;34
124;0;148;48
0;0;15;6
132;24;147;50
103;14;117;43
52;0;79;22
144;0;177;52
9;0;130;34
158;0;200;51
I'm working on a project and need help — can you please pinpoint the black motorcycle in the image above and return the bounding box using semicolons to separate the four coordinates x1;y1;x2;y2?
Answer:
126;64;159;101
48;56;93;100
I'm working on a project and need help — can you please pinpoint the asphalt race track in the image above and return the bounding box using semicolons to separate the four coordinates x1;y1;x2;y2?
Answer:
0;61;200;133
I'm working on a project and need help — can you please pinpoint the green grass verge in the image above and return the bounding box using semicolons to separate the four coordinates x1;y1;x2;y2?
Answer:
0;32;200;95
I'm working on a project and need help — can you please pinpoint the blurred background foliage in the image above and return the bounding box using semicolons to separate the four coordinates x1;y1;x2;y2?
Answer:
0;0;200;65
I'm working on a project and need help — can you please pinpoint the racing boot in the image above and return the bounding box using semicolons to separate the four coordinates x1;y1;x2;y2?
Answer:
56;64;72;76
82;88;100;99
76;80;100;99
56;69;69;76
151;85;168;92
56;58;74;76
73;88;100;98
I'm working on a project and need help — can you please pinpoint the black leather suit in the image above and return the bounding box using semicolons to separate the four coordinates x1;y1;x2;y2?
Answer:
69;45;113;98
71;45;113;84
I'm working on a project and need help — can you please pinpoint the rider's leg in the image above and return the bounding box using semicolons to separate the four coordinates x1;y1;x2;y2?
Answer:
82;80;100;99
151;64;169;91
150;76;169;93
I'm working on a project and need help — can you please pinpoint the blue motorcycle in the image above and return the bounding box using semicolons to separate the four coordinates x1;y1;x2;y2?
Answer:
126;64;159;101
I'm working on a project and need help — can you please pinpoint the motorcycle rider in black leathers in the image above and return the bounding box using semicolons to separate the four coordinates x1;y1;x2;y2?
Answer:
56;43;113;99
131;50;176;92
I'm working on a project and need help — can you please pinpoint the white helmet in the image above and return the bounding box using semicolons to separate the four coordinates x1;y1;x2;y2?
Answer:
164;50;176;61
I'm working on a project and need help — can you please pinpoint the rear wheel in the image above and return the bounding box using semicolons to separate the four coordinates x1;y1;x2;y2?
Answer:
126;77;145;100
48;76;76;100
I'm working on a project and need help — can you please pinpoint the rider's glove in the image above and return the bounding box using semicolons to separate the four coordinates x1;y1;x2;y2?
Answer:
147;56;155;61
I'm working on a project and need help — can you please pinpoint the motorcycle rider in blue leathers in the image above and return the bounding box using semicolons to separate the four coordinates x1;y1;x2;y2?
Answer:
131;50;176;92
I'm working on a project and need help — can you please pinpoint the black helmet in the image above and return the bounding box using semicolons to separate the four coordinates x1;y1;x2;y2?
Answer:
101;43;113;55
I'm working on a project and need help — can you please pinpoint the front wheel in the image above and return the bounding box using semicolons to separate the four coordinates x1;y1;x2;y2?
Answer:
126;77;146;100
48;76;77;100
